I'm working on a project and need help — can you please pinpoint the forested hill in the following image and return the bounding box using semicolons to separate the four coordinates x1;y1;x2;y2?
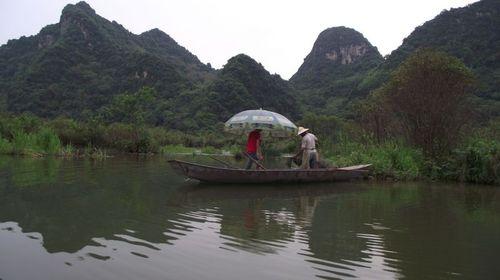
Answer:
0;1;214;119
366;0;500;116
290;27;383;116
165;54;300;131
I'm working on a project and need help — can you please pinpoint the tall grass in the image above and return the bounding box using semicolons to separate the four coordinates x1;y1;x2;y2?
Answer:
9;128;62;156
324;136;424;180
36;128;62;154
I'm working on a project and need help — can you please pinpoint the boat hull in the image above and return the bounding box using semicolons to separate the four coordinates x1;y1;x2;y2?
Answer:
168;160;371;184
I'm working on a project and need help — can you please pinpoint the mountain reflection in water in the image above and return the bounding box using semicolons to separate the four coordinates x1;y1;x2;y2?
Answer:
1;156;499;280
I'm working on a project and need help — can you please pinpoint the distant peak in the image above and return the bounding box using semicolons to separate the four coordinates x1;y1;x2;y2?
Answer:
144;28;161;34
139;28;177;44
141;28;169;37
316;26;367;43
227;53;259;65
62;1;96;16
310;26;379;60
75;1;93;10
321;26;354;33
222;54;269;75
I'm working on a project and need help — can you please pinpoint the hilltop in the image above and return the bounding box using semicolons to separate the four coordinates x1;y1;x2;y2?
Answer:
290;26;383;116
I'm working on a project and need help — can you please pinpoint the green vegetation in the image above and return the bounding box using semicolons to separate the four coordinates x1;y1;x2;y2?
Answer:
298;115;499;184
429;123;500;185
295;50;499;184
360;49;475;157
0;3;297;130
326;137;424;180
0;113;241;157
0;95;497;185
367;0;500;118
0;115;62;156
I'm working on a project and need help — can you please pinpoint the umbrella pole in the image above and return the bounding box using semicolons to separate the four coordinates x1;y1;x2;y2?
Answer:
244;152;266;170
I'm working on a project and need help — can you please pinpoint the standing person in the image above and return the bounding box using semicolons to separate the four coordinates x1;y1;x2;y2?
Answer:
295;127;319;169
245;129;262;169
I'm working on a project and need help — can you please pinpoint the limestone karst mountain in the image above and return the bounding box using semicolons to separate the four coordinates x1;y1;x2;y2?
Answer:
0;1;213;119
290;27;383;116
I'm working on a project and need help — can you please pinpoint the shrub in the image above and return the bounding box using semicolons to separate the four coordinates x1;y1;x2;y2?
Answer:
11;130;36;155
35;128;61;154
102;123;159;153
103;123;138;152
49;118;87;146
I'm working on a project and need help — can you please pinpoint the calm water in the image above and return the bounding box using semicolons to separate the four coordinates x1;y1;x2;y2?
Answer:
0;156;499;280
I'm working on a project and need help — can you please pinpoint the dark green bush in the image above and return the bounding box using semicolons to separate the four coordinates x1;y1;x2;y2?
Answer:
440;139;500;184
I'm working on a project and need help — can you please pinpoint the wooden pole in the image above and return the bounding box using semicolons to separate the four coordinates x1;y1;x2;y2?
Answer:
244;152;266;170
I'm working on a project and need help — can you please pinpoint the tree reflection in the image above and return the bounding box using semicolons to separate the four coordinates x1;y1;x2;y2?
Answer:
0;156;189;253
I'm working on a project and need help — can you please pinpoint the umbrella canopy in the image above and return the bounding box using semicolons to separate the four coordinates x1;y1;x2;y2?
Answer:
224;109;297;138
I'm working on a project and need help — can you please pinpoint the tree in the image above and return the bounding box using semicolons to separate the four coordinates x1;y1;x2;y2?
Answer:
368;49;475;157
354;91;394;144
300;113;344;143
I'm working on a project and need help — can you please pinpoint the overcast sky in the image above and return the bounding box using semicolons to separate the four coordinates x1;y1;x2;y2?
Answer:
0;0;478;79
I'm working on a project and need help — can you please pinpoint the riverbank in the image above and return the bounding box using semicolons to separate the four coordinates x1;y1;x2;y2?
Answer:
0;114;238;157
323;137;499;185
0;114;498;185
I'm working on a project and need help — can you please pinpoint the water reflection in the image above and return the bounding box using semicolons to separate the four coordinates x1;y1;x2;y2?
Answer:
1;156;500;280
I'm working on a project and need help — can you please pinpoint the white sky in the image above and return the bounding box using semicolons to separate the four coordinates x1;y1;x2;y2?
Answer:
0;0;478;79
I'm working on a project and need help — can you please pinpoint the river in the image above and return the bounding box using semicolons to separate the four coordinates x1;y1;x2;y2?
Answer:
0;155;499;280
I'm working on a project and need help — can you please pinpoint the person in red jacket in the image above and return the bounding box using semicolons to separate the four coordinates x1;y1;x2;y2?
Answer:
245;129;262;169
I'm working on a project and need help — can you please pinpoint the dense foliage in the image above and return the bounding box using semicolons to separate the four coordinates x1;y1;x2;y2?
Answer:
0;2;300;131
0;2;213;120
165;54;300;130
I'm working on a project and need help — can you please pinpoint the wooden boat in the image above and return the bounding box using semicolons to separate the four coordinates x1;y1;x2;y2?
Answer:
168;160;371;184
